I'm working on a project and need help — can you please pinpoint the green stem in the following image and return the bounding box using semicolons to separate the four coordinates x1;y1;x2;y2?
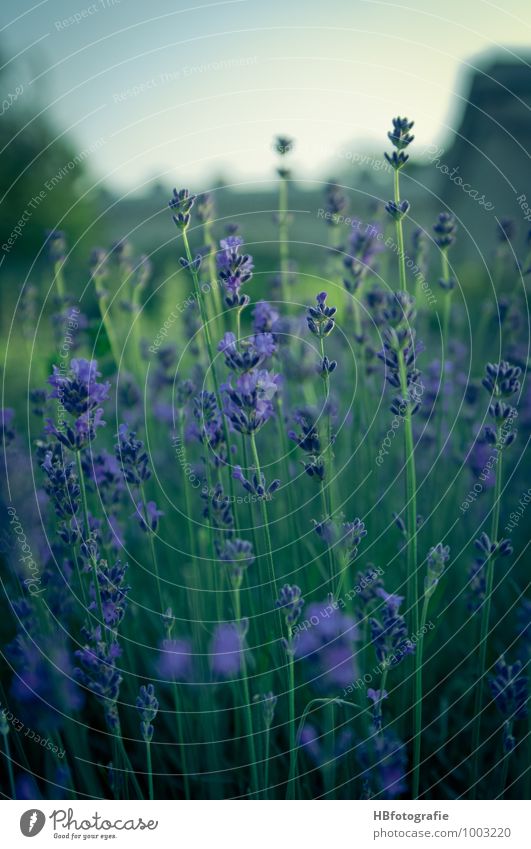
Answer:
75;451;106;638
233;585;260;795
436;250;452;467
412;594;430;799
146;740;154;800
324;699;336;797
289;697;361;798
499;744;510;798
139;485;164;613
173;684;191;799
263;724;271;800
397;352;419;636
93;276;122;371
279;176;289;302
470;427;503;798
394;169;407;293
182;229;239;524
249;431;278;599
2;732;16;798
286;637;297;799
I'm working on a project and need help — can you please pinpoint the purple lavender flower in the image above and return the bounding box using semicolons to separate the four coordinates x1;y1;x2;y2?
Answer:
295;601;359;692
474;531;512;561
377;292;422;416
288;408;324;480
300;722;354;768
252;300;280;334
210;622;246;678
489;656;528;753
222;369;281;434
47;359;110;416
133;500;163;533
82;450;124;506
370;588;414;666
137;683;158;743
46;229;67;265
276;584;304;628
218;332;276;373
217;537;255;589
424;543;450;597
433;212;457;250
0;408;15;446
489;656;528;721
343;225;382;293
45;359;110;450
194;391;229;466
306;292;336;338
90;558;130;628
8;631;84;730
169;188;196;229
74;629;123;730
385;199;410;221
367;687;388;732
41;449;80;522
385;116;414;166
313;516;367;565
324;180;347;223
359;727;407;799
232;465;280;499
217;236;253;308
157;638;193;681
115;424;151;485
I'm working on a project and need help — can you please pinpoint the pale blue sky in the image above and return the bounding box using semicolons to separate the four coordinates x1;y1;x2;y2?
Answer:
2;0;530;190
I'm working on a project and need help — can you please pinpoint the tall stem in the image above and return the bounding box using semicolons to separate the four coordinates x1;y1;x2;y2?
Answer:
172;684;191;799
279;176;289;303
145;740;154;800
249;431;278;599
139;484;164;613
412;594;430;799
286;637;297;800
76;451;106;637
233;585;260;795
394;169;407;293
397;353;418;636
182;229;238;521
470;426;503;798
93;277;122;371
436;250;452;467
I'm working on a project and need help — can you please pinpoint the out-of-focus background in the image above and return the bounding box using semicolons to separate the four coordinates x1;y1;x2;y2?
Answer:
1;0;531;349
